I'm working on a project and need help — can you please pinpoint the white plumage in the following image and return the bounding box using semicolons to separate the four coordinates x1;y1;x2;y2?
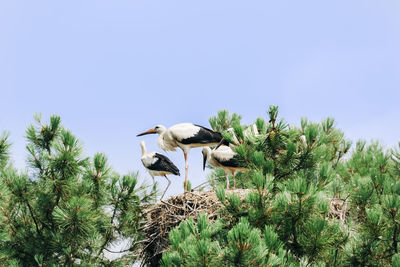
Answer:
224;123;260;148
300;135;307;147
244;123;260;138
140;141;180;199
202;145;247;189
137;123;226;192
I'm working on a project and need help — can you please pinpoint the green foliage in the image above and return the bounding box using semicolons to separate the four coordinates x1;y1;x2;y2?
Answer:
0;132;11;169
162;105;400;266
0;115;156;266
161;213;224;267
341;140;400;266
161;214;292;267
208;110;242;132
4;107;400;266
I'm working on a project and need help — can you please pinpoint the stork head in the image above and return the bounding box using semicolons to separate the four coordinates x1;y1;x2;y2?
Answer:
137;125;166;136
201;147;211;171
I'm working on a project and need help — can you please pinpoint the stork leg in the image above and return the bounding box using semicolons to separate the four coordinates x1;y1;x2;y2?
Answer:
226;172;230;189
161;175;171;200
184;152;189;192
233;171;237;189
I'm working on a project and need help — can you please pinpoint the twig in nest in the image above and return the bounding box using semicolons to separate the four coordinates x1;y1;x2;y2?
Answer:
161;200;181;210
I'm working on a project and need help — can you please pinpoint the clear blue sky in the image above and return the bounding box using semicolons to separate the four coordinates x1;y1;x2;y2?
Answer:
1;1;399;197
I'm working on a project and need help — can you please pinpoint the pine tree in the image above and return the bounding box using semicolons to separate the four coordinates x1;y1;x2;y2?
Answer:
161;106;358;266
3;108;400;266
0;115;156;266
160;213;292;267
153;106;400;266
342;141;400;266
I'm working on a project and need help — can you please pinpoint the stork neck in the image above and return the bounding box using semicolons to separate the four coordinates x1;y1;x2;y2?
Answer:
157;132;168;150
204;147;212;161
140;142;146;156
207;152;212;163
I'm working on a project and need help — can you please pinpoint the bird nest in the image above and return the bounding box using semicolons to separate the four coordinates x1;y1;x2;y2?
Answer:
138;190;348;266
138;190;227;266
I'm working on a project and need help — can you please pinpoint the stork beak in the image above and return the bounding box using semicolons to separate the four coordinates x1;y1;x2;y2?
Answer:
136;128;157;137
202;153;207;171
215;138;226;150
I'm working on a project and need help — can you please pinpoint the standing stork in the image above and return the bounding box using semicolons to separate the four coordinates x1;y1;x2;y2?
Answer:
139;141;180;199
202;145;247;189
137;123;226;191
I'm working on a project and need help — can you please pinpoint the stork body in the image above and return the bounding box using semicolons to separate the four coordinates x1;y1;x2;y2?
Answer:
140;141;180;199
137;123;225;191
202;145;247;189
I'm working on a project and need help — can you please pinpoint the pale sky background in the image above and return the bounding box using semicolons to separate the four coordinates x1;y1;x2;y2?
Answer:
1;1;400;199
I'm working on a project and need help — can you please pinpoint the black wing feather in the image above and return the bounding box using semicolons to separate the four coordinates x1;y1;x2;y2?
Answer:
147;153;180;176
214;155;241;168
179;124;223;145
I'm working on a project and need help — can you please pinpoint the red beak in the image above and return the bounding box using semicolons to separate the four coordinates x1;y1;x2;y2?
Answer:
137;128;157;137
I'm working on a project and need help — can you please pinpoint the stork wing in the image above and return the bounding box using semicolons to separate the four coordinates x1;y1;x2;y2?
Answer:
170;123;222;145
213;147;241;168
147;153;180;176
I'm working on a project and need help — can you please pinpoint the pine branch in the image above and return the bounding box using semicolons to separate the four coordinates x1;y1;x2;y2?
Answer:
291;211;300;251
98;193;121;257
276;149;311;180
55;189;62;207
392;213;398;253
10;243;35;259
24;198;42;236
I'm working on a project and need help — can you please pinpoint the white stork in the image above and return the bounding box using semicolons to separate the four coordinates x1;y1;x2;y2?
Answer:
139;141;180;199
216;123;260;150
137;123;226;192
202;145;247;189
